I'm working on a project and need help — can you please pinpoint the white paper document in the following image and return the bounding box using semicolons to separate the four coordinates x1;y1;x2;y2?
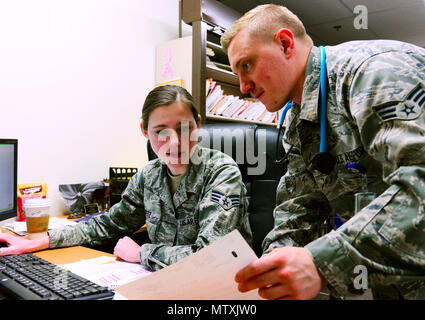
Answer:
60;256;152;290
115;230;263;300
3;217;77;236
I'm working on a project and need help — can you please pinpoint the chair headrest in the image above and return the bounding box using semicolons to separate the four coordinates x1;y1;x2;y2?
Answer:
147;122;287;181
198;123;286;180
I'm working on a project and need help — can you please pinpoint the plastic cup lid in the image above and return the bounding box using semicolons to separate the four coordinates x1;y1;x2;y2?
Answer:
23;198;51;208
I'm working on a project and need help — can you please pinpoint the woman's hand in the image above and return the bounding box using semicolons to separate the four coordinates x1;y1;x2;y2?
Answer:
113;236;141;263
0;232;50;256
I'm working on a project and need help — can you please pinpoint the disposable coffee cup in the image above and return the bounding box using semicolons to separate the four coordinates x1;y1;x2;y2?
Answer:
23;198;51;239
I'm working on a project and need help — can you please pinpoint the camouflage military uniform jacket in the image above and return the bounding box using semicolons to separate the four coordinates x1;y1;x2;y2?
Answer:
263;40;425;299
49;146;252;271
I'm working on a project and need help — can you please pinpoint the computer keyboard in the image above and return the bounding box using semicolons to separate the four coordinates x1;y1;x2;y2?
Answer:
0;253;114;300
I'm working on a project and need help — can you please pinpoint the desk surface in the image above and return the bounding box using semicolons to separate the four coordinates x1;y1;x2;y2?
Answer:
0;226;113;265
34;246;114;265
1;215;145;265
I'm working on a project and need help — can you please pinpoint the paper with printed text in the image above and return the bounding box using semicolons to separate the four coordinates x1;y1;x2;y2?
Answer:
115;230;262;300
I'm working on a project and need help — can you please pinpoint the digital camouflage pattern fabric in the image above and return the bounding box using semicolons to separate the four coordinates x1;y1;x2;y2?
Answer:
49;146;252;271
263;40;425;299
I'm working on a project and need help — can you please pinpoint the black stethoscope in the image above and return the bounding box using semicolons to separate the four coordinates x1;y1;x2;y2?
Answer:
271;46;336;174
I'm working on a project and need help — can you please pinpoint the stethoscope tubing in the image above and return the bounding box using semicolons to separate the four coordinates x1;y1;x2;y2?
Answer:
272;46;336;172
272;46;365;177
276;46;327;152
319;46;327;153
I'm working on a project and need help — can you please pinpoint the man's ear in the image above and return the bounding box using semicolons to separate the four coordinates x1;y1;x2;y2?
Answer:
274;28;295;56
140;121;148;138
197;115;202;129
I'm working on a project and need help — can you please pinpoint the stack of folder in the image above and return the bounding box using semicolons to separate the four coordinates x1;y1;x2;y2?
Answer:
206;78;277;124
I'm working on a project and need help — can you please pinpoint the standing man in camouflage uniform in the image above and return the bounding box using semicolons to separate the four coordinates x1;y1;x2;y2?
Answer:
221;4;425;299
0;85;252;271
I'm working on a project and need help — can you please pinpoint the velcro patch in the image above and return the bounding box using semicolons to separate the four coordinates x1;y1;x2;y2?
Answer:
211;190;240;210
372;83;425;122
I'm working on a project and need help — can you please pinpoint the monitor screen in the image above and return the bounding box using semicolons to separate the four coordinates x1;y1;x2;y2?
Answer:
0;139;18;222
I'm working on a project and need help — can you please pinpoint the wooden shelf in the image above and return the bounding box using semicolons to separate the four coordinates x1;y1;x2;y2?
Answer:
179;0;279;127
206;65;239;86
206;40;223;52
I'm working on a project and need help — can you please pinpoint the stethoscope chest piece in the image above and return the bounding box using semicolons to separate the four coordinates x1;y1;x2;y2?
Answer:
311;151;336;175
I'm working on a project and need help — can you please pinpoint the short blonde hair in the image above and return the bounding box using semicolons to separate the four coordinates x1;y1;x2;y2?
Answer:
221;4;312;53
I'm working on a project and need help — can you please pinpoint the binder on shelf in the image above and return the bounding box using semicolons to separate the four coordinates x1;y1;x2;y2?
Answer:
255;106;269;121
215;95;236;115
222;99;243;117
249;105;263;120
209;95;227;114
230;100;249;118
205;79;277;125
206;78;215;96
234;100;252;119
240;101;257;120
256;109;268;122
206;85;223;112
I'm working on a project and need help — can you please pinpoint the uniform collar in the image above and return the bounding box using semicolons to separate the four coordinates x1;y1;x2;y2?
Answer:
152;145;203;209
299;46;321;124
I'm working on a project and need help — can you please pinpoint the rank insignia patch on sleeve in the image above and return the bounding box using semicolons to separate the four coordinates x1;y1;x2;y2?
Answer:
211;190;240;210
372;83;425;122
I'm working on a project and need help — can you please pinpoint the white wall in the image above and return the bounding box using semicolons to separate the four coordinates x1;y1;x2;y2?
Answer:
0;0;191;216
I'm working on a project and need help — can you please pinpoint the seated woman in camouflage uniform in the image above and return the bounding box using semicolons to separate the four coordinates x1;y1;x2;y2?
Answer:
0;85;252;271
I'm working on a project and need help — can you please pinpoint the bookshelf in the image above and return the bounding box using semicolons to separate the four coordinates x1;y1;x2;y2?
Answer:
155;0;278;127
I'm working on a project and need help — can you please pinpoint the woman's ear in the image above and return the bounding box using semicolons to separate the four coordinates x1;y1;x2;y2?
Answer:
140;121;148;138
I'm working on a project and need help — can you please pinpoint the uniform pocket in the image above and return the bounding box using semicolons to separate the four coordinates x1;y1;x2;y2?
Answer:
377;185;425;260
145;203;162;243
155;214;178;245
176;195;200;244
282;170;317;197
337;167;366;194
177;218;199;244
180;195;200;212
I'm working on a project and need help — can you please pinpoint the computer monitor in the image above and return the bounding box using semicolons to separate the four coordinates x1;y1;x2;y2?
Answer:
0;139;18;222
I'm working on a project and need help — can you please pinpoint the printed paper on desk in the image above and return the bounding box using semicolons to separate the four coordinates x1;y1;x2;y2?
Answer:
61;256;152;290
115;230;263;300
3;217;77;236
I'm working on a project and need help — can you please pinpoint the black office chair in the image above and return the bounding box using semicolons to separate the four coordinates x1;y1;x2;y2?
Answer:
147;122;286;256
